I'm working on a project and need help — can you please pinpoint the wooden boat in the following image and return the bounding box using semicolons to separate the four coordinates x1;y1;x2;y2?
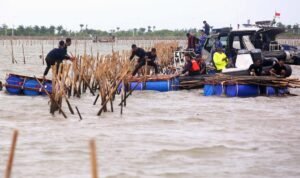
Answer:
92;36;115;43
5;73;52;96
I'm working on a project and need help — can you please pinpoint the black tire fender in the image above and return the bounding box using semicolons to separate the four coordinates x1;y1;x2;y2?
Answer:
284;64;292;77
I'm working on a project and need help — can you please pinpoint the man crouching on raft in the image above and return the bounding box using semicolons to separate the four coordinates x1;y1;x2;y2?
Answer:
130;44;159;76
181;53;201;76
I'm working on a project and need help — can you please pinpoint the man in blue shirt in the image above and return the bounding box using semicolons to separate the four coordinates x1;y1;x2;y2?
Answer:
196;30;207;55
203;21;210;35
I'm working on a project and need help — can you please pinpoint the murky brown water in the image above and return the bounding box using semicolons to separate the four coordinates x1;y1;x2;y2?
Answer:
0;40;300;178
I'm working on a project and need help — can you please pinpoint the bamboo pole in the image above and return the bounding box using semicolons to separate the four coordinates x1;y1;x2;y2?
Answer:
97;70;130;116
93;94;100;105
22;43;26;64
76;106;83;120
10;40;16;64
34;76;67;119
5;130;18;178
41;42;45;65
89;139;99;178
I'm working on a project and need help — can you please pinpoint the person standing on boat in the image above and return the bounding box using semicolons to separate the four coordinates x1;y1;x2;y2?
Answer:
130;44;146;76
130;46;159;76
196;30;207;55
186;33;198;51
213;45;228;72
248;59;263;76
203;21;210;35
269;58;286;77
181;53;200;76
145;48;159;74
43;40;74;79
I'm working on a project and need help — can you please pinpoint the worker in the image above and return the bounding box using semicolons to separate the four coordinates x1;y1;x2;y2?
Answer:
198;57;207;75
213;45;228;72
196;30;207;54
186;33;198;51
269;58;286;77
145;48;159;74
130;44;147;76
203;20;210;35
43;40;74;79
131;47;159;76
182;53;200;76
248;59;263;76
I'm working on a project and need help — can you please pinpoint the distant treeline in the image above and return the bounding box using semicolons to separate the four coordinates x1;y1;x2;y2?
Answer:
0;24;189;37
276;22;300;37
0;23;299;38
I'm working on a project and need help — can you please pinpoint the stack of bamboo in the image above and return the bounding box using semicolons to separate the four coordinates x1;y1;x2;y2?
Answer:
154;41;178;68
47;50;135;118
180;74;300;89
44;41;181;118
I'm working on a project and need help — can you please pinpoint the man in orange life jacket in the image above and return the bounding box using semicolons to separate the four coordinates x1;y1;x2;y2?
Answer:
181;53;201;76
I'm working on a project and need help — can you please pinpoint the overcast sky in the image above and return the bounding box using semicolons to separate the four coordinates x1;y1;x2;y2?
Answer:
0;0;298;31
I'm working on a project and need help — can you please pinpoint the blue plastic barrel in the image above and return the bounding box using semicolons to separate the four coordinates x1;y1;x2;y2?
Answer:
171;77;180;91
265;86;289;96
23;79;41;96
214;85;223;96
265;86;276;96
204;85;215;96
278;87;289;95
129;82;144;91
6;75;23;94
144;80;170;92
41;82;52;95
226;84;260;97
204;84;223;96
129;78;179;92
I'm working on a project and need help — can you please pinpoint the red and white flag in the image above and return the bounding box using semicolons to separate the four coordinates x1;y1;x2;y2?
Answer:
275;12;281;17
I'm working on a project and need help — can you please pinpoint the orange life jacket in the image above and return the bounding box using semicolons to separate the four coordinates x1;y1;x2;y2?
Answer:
190;59;200;72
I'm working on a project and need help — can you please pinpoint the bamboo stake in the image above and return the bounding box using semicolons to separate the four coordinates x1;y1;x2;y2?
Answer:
97;70;130;116
5;130;18;178
34;76;67;119
41;42;45;65
89;139;99;178
74;64;95;96
22;43;26;64
76;106;83;120
93;94;100;105
10;40;16;64
65;96;74;115
120;92;123;115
